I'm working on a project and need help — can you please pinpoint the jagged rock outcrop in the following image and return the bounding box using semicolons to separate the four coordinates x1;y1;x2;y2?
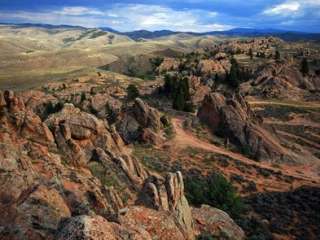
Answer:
192;205;245;240
0;90;245;240
137;171;194;239
198;92;296;162
0;91;143;239
198;59;231;76
241;63;320;100
117;98;166;145
120;206;187;240
44;103;125;165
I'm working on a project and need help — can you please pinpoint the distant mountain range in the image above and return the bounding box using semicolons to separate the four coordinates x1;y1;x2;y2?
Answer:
118;28;320;41
2;23;320;41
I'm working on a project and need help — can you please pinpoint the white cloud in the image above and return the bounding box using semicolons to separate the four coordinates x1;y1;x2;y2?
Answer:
103;4;230;32
0;11;105;28
263;1;300;16
263;0;320;17
54;7;104;16
0;4;232;32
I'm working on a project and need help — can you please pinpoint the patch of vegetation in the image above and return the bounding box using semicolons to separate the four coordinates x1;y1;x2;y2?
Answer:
89;31;107;39
132;144;171;173
42;101;64;120
256;104;311;121
238;216;273;240
184;147;203;158
164;123;175;140
197;233;216;240
126;84;140;101
241;145;257;161
88;162;118;187
185;173;245;219
76;29;96;40
63;37;75;44
161;74;194;112
150;56;164;69
106;104;118;125
108;35;115;44
301;58;309;76
225;58;252;89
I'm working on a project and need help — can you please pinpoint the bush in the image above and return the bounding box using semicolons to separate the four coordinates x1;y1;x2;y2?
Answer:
197;233;216;240
106;104;118;124
185;173;244;219
126;84;140;101
301;58;309;76
43;101;64;120
275;50;281;60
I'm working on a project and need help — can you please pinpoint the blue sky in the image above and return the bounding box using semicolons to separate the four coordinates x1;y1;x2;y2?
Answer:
0;0;320;32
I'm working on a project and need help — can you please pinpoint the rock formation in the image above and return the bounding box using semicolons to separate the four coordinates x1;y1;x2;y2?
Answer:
0;90;245;240
241;62;320;100
137;171;193;239
117;98;166;145
192;205;245;240
198;92;296;162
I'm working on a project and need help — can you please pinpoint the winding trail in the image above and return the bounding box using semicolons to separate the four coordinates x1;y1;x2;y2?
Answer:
170;117;320;183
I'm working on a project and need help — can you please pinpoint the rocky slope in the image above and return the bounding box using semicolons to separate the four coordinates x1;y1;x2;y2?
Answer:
198;92;299;163
241;62;320;100
0;90;244;240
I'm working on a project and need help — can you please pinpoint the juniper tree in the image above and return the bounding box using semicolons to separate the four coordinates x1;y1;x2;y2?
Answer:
126;84;139;101
301;58;309;76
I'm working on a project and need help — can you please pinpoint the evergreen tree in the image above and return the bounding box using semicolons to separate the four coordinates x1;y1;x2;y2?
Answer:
171;77;193;112
163;74;173;95
181;77;191;101
249;48;253;60
173;87;185;111
126;84;139;101
228;58;240;89
301;58;309;76
275;50;281;60
106;104;117;124
214;73;219;83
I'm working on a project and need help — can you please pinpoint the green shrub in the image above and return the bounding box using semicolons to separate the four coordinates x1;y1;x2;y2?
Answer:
185;173;244;219
197;233;216;240
301;58;309;76
126;84;140;101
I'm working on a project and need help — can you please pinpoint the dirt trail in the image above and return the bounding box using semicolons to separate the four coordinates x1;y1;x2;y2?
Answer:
170;117;320;183
248;100;320;109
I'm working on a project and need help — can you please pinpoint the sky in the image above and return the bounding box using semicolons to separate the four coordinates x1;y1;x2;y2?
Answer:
0;0;320;32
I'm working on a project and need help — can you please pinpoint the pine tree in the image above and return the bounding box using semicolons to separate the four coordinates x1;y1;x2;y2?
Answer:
173;87;185;111
249;48;253;60
181;77;191;101
163;74;173;95
228;58;240;89
275;50;281;60
215;73;219;82
126;84;139;101
301;58;309;76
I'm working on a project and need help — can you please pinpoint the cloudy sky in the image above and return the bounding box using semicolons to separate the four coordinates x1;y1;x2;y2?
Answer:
0;0;320;32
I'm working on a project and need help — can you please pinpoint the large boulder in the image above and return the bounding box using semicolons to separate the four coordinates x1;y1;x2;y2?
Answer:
241;63;320;100
198;93;295;162
57;215;151;240
192;205;245;240
117;98;165;145
45;103;125;166
120;206;186;240
138;171;194;239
